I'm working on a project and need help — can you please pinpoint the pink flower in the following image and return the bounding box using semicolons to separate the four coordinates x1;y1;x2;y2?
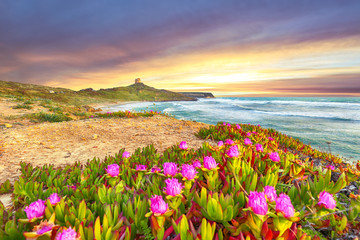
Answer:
48;193;61;205
151;166;161;173
55;227;79;240
218;141;224;147
136;164;147;171
24;199;46;220
181;164;197;180
223;122;226;126
163;162;178;176
268;137;274;141
326;165;335;170
150;195;168;214
164;178;184;196
37;225;53;235
236;124;241;130
225;139;234;145
255;143;264;152
264;186;277;202
192;160;202;168
105;164;120;177
244;138;252;145
122;151;130;158
318;191;336;209
275;193;295;218
203;156;217;170
269;152;280;162
246;132;252;136
226;145;239;158
248;191;268;215
179;141;188;150
227;123;231;127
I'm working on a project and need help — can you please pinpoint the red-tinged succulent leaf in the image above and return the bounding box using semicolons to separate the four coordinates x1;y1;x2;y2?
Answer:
261;221;269;236
231;219;239;227
265;230;273;240
221;179;229;194
150;215;160;231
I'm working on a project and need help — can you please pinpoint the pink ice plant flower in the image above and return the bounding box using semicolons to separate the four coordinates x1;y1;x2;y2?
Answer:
151;166;161;173
255;143;264;152
248;191;268;215
318;191;336;209
268;137;274;141
193;160;202;168
163;162;178;176
203;156;218;170
225;139;234;145
24;199;46;220
181;164;197;180
122;151;130;158
226;145;239;158
244;138;252;145
276;193;295;218
48;193;61;205
37;225;53;235
179;141;188;150
105;164;120;177
150;195;168;215
223;122;226;126
164;178;184;196
326;165;335;170
246;132;252;136
236;124;241;129
218;141;224;147
269;152;280;162
264;186;277;202
55;227;79;240
136;164;147;171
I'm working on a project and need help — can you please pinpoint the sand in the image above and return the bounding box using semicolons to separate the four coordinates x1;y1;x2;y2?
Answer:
0;115;213;184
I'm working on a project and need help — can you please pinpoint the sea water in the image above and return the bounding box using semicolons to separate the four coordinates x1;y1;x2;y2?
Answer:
106;97;360;161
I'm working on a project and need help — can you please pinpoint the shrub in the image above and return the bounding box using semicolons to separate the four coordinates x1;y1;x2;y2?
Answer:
12;104;32;110
32;112;72;122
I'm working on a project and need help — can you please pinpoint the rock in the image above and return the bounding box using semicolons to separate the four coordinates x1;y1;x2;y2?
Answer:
93;134;98;140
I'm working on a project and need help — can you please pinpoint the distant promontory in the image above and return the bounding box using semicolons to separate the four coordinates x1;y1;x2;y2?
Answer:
177;92;215;99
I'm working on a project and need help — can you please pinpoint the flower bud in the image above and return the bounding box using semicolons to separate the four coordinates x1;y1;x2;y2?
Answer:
226;145;239;158
181;164;197;180
24;199;46;220
318;191;336;209
105;164;120;177
248;191;268;215
164;178;183;196
275;193;295;218
203;156;217;170
150;195;168;214
163;162;178;176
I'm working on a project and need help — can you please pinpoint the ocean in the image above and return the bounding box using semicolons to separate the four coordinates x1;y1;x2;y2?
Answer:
105;97;360;161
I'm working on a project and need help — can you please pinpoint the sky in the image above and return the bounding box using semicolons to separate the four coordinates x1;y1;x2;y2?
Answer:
0;0;360;96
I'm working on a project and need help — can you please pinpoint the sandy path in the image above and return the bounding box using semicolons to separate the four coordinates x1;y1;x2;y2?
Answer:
0;115;213;184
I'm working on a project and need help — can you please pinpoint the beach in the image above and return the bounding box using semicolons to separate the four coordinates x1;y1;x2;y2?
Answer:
0;115;213;184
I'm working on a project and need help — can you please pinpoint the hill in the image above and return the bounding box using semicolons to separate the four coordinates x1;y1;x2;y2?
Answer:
0;80;195;105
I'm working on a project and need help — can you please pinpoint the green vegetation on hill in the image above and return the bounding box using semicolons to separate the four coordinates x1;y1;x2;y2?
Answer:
0;80;195;105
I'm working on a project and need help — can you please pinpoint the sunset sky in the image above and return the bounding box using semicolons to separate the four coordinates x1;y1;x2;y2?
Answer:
0;1;359;96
